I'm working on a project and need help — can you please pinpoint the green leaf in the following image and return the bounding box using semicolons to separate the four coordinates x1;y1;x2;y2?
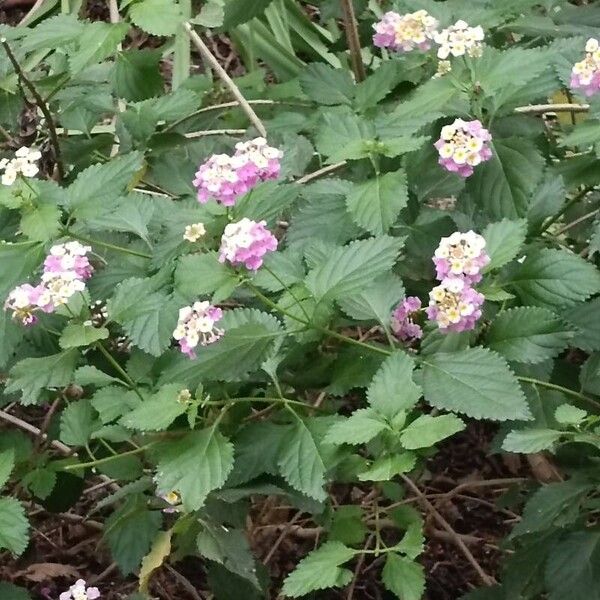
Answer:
324;409;388;445
507;248;600;310
59;324;109;349
108;278;178;357
223;0;275;28
306;236;402;301
382;554;426;600
74;365;121;387
104;496;161;575
528;172;566;231
563;297;600;352
155;427;234;510
316;108;374;163
466;138;544;219
422;348;531;421
252;248;305;293
0;449;14;489
175;252;238;301
330;506;367;545
232;181;299;225
278;418;328;501
22;468;57;500
354;61;404;112
346;170;408;235
69;22;130;73
20;202;61;242
91;386;140;423
502;428;563;453
0;240;44;300
113;49;164;102
21;14;85;51
120;384;187;431
0;498;28;556
486;307;573;364
129;0;183;36
555;404;587;426
60;399;98;446
546;531;600;600
299;63;354;106
5;350;79;405
400;414;465;450
281;541;356;597
483;219;527;271
358;452;417;481
0;583;31;600
367;352;422;419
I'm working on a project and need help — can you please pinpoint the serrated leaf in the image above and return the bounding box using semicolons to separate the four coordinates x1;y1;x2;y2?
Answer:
113;49;164;102
400;414;465;450
555;404;587;426
299;63;354;106
175;252;238;301
129;0;183;35
382;554;425;600
222;0;275;27
5;350;79;405
0;449;14;489
69;22;129;73
486;307;573;364
91;386;140;424
0;241;44;300
60;399;99;446
324;409;388;445
354;61;404;112
507;248;600;310
139;530;172;593
73;366;121;387
120;384;186;431
502;428;563;453
306;236;402;301
0;498;28;556
466;138;544;220
346;170;408;235
483;219;527;271
281;541;356;597
315;108;374;163
563;297;600;352
232;181;300;225
20;203;61;242
59;324;109;349
367;352;422;419
358;452;417;481
21;14;85;51
252;248;305;292
155;427;234;510
422;348;531;421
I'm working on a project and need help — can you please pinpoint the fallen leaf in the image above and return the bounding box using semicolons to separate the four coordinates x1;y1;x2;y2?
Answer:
14;563;79;582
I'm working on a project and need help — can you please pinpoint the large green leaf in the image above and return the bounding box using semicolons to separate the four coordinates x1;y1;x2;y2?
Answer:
0;498;28;556
69;22;130;73
113;49;164;102
315;108;374;163
299;63;354;106
120;384;187;431
129;0;183;35
60;399;99;446
324;409;388;446
174;252;238;301
305;236;402;301
563;298;600;352
382;554;426;600
0;241;44;300
222;0;275;28
21;14;85;51
399;414;465;450
281;541;355;597
20;202;61;242
59;324;109;349
0;449;14;490
507;248;600;310
502;428;563;453
421;348;531;421
466;138;544;220
154;427;234;510
346;170;408;235
483;218;527;271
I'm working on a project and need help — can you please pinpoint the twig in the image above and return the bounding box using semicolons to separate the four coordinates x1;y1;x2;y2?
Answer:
184;23;267;137
557;207;600;235
89;562;118;585
296;161;347;184
0;408;71;454
184;128;246;138
346;533;374;600
18;0;45;26
33;397;61;454
1;40;65;181
340;0;366;82
400;474;496;586
164;564;203;600
514;103;589;114
263;512;303;564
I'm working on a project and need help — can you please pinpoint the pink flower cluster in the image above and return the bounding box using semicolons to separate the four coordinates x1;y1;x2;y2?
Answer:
4;241;93;326
435;119;492;178
219;218;278;271
426;277;484;333
60;579;100;600
571;38;600;97
426;232;487;333
193;137;282;206
372;10;438;52
433;231;490;284
391;296;423;342
172;300;224;358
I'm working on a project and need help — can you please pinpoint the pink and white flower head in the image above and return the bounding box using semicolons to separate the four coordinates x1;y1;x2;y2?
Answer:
426;277;484;333
373;10;438;53
391;296;423;342
219;218;278;271
434;20;484;59
433;231;490;284
0;146;41;186
4;283;54;325
571;38;600;97
193;138;282;207
43;241;93;280
59;579;100;600
40;271;86;307
172;300;224;358
435;119;492;178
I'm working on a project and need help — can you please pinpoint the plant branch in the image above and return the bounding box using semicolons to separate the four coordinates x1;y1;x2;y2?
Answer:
514;103;589;114
184;22;267;137
538;186;592;234
2;40;65;181
340;0;366;82
66;232;152;259
295;161;347;184
63;443;152;471
518;376;600;410
557;207;600;235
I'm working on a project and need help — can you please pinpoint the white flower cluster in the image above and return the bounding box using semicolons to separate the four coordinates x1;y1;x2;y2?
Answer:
0;146;41;186
434;20;484;59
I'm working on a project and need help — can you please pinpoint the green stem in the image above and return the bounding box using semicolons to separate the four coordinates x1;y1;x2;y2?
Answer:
96;342;145;402
518;376;600;410
66;232;152;259
538;186;592;234
64;444;152;471
262;264;311;321
208;396;324;412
